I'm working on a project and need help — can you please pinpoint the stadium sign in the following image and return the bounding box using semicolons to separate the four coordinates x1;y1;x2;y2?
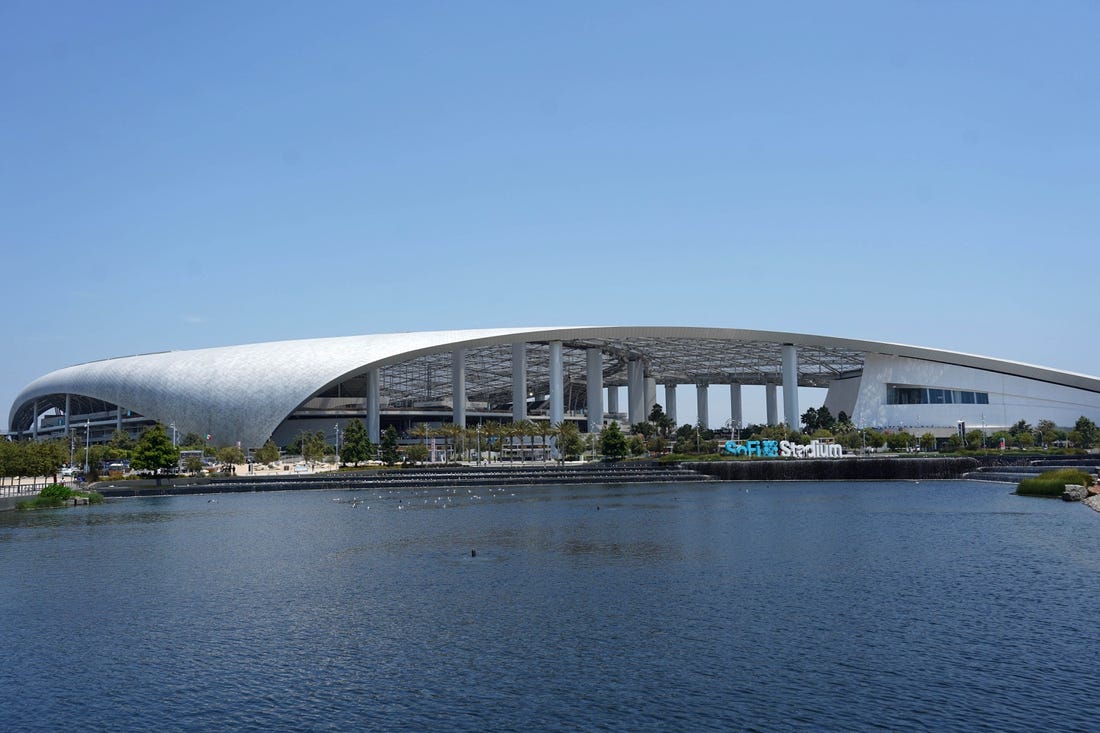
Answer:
722;439;843;458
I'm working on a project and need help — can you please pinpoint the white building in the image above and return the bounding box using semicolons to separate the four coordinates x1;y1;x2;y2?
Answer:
9;326;1100;447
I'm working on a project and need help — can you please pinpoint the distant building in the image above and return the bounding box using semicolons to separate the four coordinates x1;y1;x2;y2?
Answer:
9;326;1100;447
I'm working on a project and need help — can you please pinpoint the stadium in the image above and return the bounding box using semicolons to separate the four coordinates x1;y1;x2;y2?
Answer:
9;326;1100;450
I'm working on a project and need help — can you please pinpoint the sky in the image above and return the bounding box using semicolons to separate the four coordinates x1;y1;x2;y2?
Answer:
3;1;1098;430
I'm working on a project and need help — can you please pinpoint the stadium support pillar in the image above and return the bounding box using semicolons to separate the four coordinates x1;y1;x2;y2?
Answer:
549;341;564;426
607;386;619;415
452;349;467;428
116;405;123;433
32;400;38;440
782;344;799;431
512;342;527;423
766;383;778;425
627;360;645;426
664;384;677;424
366;368;380;442
644;377;656;419
730;384;743;431
64;394;71;437
696;384;709;429
586;348;603;433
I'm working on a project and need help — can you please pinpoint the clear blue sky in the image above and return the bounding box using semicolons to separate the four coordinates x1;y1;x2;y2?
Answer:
3;1;1098;429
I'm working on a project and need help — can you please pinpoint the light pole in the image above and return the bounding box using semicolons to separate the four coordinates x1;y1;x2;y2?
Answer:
170;422;177;447
476;424;481;466
334;423;340;460
84;419;91;474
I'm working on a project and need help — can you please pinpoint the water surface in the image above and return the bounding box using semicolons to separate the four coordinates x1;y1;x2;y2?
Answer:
2;480;1098;731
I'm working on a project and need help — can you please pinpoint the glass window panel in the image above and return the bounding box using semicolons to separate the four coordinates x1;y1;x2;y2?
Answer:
976;393;989;404
961;391;975;404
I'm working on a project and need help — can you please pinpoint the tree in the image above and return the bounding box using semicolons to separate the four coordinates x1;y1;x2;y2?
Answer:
107;430;135;460
1073;416;1100;449
255;439;281;465
180;432;206;450
404;443;429;465
435;423;461;463
1009;420;1032;438
945;434;963;452
380;426;400;466
216;445;246;467
514;420;537;462
131;424;180;485
297;431;327;465
1036;419;1058;447
339;419;369;465
885;431;914;452
801;407;820;433
555;422;585;462
966;430;986;450
648;404;676;437
535;420;554;461
482;422;502;463
183;454;204;475
410;422;432;447
920;432;937;452
599;421;629;461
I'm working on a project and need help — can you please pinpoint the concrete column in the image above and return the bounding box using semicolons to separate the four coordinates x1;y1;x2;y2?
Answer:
511;342;527;422
65;394;71;437
627;360;645;425
664;384;677;424
586;348;603;433
366;367;380;442
452;349;466;428
549;341;564;426
730;384;743;431
766;383;778;425
782;344;799;430
32;400;38;440
607;386;619;415
116;405;123;433
696;384;709;429
644;377;656;419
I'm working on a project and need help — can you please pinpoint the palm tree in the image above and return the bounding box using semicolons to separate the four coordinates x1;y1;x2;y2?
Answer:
438;423;463;463
535;420;554;463
410;422;431;446
516;419;536;463
481;421;500;464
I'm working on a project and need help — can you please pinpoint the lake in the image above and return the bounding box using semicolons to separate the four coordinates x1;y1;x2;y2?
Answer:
2;480;1098;731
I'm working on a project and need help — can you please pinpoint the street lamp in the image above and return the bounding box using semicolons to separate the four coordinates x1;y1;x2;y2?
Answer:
334;423;340;459
84;419;91;474
476;424;482;466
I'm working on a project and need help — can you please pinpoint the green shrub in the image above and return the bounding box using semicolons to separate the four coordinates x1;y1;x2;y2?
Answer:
1017;468;1093;497
14;485;102;510
40;483;73;500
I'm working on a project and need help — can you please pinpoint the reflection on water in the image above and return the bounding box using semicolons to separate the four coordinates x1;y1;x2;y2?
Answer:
2;480;1098;732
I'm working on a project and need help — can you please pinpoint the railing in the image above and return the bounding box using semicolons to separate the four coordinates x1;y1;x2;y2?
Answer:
0;482;54;497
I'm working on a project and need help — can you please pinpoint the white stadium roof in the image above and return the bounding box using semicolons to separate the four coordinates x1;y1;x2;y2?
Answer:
11;326;1100;448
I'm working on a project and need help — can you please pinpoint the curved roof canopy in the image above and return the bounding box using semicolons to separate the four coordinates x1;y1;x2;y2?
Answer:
11;326;1100;447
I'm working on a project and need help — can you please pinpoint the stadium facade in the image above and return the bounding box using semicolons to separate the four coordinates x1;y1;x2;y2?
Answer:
9;326;1100;449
